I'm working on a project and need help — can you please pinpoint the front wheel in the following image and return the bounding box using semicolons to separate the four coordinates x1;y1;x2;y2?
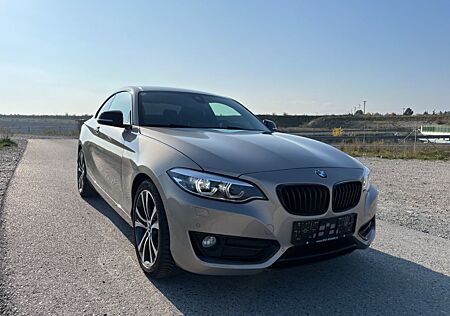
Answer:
77;149;97;198
132;180;177;279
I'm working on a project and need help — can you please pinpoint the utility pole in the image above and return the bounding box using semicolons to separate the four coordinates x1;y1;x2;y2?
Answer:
414;124;417;153
362;100;367;144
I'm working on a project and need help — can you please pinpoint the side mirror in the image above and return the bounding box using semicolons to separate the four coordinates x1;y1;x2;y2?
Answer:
262;119;277;132
98;110;124;128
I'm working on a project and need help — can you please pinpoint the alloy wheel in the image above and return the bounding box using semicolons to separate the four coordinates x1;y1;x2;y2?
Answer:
134;190;159;268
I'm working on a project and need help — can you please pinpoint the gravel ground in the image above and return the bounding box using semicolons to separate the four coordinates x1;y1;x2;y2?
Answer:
360;157;450;240
0;139;27;208
0;139;27;314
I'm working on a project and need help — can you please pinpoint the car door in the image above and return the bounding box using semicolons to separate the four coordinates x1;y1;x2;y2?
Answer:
84;94;115;187
94;91;132;206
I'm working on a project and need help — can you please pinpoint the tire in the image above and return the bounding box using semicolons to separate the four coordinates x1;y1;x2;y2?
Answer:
77;149;98;198
132;180;177;279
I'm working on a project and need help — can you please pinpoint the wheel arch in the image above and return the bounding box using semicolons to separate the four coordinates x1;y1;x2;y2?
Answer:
131;173;152;203
130;170;162;217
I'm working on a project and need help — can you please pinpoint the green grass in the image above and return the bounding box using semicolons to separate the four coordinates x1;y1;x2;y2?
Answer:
340;144;450;160
0;138;17;149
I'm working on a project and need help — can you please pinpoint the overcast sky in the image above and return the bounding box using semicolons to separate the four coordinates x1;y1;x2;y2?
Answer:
0;0;449;115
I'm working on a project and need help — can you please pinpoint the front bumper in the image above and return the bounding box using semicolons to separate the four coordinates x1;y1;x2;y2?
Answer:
160;167;378;275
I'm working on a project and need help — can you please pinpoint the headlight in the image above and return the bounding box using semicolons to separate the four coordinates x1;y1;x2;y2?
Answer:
362;166;371;191
167;168;266;202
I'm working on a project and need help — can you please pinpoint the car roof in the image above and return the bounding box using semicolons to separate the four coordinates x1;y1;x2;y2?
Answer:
118;86;228;98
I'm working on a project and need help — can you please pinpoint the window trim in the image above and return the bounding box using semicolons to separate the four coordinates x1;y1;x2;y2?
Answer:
95;94;116;119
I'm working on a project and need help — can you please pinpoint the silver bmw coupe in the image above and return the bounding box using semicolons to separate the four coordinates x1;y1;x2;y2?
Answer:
77;86;378;278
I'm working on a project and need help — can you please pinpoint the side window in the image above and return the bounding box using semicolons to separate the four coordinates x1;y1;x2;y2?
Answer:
209;102;251;129
108;92;132;125
210;102;242;117
96;96;115;118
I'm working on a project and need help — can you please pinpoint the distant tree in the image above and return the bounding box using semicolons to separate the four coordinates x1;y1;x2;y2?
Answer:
283;112;289;116
423;111;429;115
403;107;414;116
354;110;364;116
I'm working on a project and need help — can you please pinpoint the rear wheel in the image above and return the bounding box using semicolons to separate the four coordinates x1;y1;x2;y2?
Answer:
132;180;177;279
77;149;97;198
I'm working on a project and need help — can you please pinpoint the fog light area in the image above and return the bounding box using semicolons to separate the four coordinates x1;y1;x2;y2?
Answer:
202;236;217;248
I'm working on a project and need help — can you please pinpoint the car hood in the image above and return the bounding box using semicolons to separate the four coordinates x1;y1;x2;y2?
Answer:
140;127;363;176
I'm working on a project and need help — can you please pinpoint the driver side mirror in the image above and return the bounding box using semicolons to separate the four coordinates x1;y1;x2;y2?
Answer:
262;119;277;132
98;110;124;128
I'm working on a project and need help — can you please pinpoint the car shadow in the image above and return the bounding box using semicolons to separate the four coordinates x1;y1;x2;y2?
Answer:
84;196;134;244
87;196;450;315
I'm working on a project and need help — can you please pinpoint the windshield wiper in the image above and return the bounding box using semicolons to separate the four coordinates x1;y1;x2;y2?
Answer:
145;124;196;128
145;124;263;131
217;126;262;131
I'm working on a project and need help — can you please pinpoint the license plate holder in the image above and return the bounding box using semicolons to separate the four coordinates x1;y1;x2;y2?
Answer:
291;214;357;245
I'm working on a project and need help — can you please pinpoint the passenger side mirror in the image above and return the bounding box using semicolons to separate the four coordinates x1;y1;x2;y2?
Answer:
262;119;277;132
98;110;124;128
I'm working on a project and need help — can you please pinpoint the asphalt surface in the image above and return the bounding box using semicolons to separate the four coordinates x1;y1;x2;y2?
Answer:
1;139;449;315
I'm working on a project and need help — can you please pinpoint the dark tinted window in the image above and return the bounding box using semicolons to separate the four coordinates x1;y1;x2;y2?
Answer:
109;92;132;125
138;91;267;131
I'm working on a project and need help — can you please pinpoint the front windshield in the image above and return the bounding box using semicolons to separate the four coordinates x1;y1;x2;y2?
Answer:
138;91;268;131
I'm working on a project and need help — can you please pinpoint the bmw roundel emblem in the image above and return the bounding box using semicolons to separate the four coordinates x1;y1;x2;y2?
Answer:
315;170;327;178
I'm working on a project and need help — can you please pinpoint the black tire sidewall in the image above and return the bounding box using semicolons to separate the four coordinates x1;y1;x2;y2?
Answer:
77;150;87;195
77;149;96;198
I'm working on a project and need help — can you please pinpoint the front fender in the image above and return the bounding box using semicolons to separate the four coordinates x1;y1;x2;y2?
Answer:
121;132;201;216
